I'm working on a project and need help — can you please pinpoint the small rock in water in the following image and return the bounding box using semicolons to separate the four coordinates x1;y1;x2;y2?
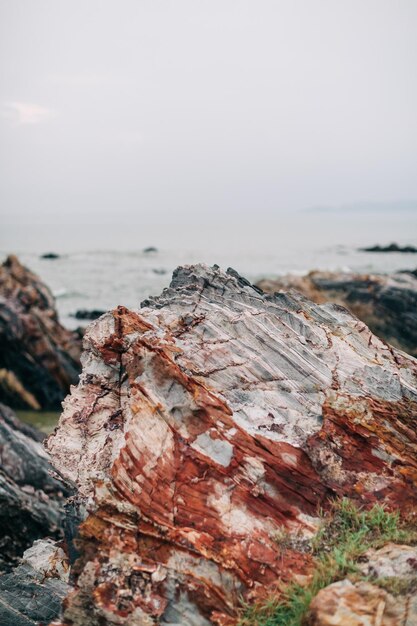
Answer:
360;242;417;253
143;246;158;253
40;252;60;259
72;309;106;321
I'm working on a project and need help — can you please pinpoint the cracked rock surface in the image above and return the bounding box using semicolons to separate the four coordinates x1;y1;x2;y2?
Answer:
0;255;82;409
46;264;417;625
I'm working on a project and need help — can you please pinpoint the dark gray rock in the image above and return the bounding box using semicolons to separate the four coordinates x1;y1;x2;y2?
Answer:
0;403;72;572
71;309;106;321
360;242;417;253
0;540;70;626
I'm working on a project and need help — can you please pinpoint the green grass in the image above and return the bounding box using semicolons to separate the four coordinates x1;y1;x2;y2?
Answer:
238;499;416;626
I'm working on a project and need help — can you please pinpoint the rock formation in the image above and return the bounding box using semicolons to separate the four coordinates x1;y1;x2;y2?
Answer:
257;269;417;357
0;403;71;572
0;255;82;409
46;264;417;625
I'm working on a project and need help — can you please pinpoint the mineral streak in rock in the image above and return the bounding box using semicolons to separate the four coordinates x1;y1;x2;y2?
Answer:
47;264;417;625
0;255;82;409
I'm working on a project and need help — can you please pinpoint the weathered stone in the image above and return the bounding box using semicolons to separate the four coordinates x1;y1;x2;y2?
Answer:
257;270;417;356
0;403;71;572
46;264;417;625
0;254;82;409
307;579;417;626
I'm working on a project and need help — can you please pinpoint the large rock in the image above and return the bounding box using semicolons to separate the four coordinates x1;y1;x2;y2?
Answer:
0;403;71;572
46;265;417;625
257;270;417;357
0;255;82;409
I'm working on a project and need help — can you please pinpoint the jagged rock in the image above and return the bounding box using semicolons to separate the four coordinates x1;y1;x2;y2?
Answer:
0;539;70;626
257;270;417;357
0;255;82;409
0;403;71;572
307;579;416;625
46;264;417;625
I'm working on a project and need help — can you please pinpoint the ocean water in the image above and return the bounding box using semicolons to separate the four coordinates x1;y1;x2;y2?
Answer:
2;210;417;329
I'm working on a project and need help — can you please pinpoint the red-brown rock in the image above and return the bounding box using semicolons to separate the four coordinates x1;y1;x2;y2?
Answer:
0;255;82;409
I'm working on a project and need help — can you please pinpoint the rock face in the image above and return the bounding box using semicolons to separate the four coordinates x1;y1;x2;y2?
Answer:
0;403;71;572
46;264;417;625
0;255;82;409
257;270;417;357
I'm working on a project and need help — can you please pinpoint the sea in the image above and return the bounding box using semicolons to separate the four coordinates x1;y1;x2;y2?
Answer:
2;208;417;331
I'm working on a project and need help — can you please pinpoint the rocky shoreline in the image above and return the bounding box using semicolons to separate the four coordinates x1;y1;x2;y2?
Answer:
0;257;416;625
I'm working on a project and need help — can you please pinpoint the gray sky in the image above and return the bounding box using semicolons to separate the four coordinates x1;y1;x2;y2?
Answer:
1;0;417;227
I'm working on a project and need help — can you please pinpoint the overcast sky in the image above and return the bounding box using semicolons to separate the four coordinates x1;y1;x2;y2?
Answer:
1;0;416;227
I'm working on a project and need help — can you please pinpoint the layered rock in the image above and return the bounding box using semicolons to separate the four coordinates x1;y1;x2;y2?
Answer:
0;403;71;572
257;269;417;357
0;255;82;409
0;539;70;626
47;264;417;625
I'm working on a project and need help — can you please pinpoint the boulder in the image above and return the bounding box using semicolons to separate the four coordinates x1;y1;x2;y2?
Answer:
0;255;82;409
307;579;416;626
0;403;71;572
46;264;417;625
257;270;417;357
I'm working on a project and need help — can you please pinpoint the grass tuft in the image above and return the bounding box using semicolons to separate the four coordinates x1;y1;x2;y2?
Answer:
238;499;416;626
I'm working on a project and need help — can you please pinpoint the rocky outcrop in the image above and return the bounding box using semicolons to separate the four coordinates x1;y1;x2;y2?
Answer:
46;264;417;625
0;403;71;572
0;255;82;409
0;539;70;626
257;270;417;357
